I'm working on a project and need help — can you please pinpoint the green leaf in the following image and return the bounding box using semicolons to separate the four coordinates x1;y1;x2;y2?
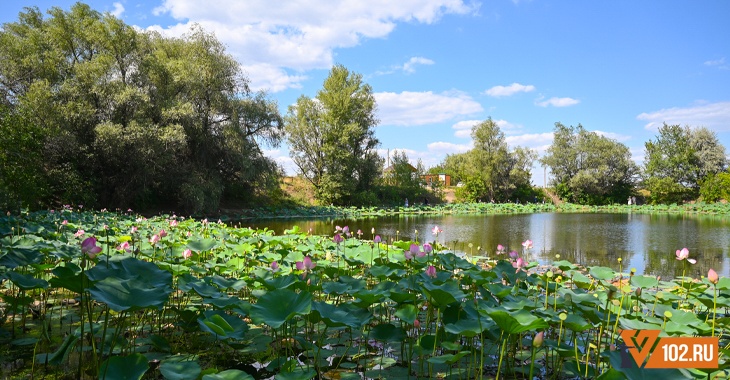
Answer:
98;353;148;380
160;360;201;380
201;369;254;380
395;304;418;325
250;289;312;329
589;266;615;281
487;309;549;334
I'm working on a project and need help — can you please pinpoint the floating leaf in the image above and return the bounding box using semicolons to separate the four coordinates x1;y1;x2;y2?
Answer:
98;353;148;380
250;289;312;329
160;360;201;380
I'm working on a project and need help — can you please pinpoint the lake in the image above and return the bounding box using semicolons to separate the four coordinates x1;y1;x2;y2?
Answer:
240;212;730;279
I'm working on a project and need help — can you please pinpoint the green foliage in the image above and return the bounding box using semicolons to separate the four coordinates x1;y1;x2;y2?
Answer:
0;4;283;212
541;123;638;205
699;172;730;202
285;65;382;206
644;123;727;203
443;118;537;203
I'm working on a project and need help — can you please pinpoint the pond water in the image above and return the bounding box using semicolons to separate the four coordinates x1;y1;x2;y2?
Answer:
239;212;730;279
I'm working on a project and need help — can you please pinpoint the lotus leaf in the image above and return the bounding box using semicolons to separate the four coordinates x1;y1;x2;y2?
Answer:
250;289;312;329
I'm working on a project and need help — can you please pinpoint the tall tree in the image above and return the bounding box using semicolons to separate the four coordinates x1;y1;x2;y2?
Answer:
541;123;637;204
285;65;382;205
441;118;536;202
643;123;727;203
0;4;283;212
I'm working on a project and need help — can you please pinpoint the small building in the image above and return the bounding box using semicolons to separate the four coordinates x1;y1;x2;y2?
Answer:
421;173;451;187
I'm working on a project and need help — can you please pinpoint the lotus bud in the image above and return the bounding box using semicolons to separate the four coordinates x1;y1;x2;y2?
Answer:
708;269;719;285
533;331;544;348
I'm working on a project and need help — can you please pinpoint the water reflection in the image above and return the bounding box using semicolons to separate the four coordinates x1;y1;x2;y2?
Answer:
241;212;730;278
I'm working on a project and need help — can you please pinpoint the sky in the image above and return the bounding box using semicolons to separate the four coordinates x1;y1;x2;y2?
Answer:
2;0;729;186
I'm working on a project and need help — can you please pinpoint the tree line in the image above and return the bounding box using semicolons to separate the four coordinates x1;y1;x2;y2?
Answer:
1;3;727;212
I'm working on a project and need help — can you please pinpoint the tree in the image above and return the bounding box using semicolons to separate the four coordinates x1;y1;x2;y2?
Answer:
541;123;638;204
643;123;727;203
285;65;382;205
441;118;536;202
0;4;283;212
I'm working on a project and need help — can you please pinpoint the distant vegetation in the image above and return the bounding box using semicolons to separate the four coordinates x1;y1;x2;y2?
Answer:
1;3;728;215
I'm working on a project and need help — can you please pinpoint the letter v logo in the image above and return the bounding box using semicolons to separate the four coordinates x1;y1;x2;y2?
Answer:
619;330;661;367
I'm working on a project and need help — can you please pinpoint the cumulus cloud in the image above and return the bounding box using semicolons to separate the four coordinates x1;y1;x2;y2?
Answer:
375;91;483;126
263;149;297;175
535;96;580;107
505;132;554;155
242;63;307;92
637;101;730;131
427;141;473;155
111;2;125;17
146;0;476;92
484;83;535;97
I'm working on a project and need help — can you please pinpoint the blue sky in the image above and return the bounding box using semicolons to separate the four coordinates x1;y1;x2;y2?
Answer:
2;0;729;185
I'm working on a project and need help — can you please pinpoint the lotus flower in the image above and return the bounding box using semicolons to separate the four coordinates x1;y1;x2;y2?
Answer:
169;220;178;227
271;261;279;272
414;319;421;328
509;250;519;260
371;227;375;235
334;233;344;244
343;226;350;237
496;244;505;254
423;243;433;254
150;234;160;245
116;241;130;252
522;240;533;249
159;229;168;238
74;229;85;237
81;237;102;259
675;248;696;264
533;331;544;348
405;244;420;260
61;220;68;225
425;265;437;278
513;257;527;272
182;249;192;259
432;226;442;236
357;229;362;238
296;256;316;271
335;225;342;232
130;226;138;234
374;235;382;243
708;269;719;285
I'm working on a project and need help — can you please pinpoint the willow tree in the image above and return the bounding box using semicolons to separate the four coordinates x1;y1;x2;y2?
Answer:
285;65;382;205
0;4;283;212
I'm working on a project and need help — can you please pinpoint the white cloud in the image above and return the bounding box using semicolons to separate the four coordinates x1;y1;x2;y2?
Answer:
451;119;523;138
242;63;307;92
704;57;729;70
111;2;125;17
375;91;483;126
402;57;435;73
505;132;554;155
593;130;631;142
637;101;730;131
427;141;473;155
263;149;296;175
146;0;476;92
535;96;580;107
484;82;535;97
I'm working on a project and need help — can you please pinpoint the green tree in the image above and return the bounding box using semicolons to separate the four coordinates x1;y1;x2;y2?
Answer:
0;4;283;212
285;65;382;205
643;123;726;203
541;123;638;204
441;118;536;202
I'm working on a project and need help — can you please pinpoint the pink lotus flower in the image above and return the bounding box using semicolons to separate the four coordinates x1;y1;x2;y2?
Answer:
62;220;68;225
425;265;437;278
496;244;505;254
170;220;178;227
374;235;382;243
423;243;433;254
335;226;342;232
74;229;85;237
513;257;527;272
432;226;442;236
357;229;363;238
522;240;533;249
675;248;696;264
182;249;192;259
708;269;719;285
334;233;344;244
296;256;316;271
509;251;519;259
159;229;168;238
130;226;138;234
150;234;160;245
405;244;420;260
271;261;279;271
81;237;102;259
116;241;130;252
414;319;421;328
